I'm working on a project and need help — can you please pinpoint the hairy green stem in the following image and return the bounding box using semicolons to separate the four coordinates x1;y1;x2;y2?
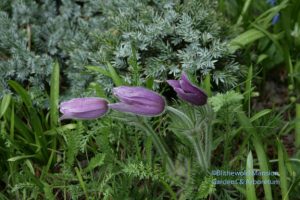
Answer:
204;123;212;168
135;117;175;172
223;130;230;168
188;134;208;171
166;106;193;128
223;106;231;167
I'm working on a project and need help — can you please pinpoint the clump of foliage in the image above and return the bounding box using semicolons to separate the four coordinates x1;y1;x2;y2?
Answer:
224;0;300;88
2;0;299;200
0;0;242;106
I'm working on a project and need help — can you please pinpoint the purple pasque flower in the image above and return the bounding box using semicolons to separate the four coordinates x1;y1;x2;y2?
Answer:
167;72;207;106
59;97;108;120
108;86;166;116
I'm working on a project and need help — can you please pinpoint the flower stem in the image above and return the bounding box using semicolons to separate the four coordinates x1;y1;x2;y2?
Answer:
223;127;230;168
166;106;193;128
188;134;208;171
135;117;175;172
204;123;212;168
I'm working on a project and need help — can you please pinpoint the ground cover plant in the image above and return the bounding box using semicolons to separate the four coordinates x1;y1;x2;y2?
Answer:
0;0;300;199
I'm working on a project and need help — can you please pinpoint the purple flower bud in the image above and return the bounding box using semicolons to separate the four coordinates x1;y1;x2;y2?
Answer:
108;86;165;116
167;72;207;106
59;97;108;120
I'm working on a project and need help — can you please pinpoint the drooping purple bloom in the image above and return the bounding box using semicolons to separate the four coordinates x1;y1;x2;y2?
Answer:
59;97;108;120
108;86;166;116
167;72;207;106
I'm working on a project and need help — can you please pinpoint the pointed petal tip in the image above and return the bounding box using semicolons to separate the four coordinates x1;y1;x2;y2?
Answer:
59;115;68;121
167;80;180;88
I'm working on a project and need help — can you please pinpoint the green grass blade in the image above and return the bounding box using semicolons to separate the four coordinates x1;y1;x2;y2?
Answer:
7;155;35;162
9;82;47;159
252;134;272;200
277;139;289;200
238;111;273;200
253;0;288;27
250;109;272;122
283;47;294;86
8;80;32;108
296;104;300;148
40;149;55;180
161;180;177;200
10;102;14;141
0;94;11;118
244;65;253;116
236;0;252;26
25;159;35;175
86;63;123;86
229;29;265;52
75;167;88;199
4;107;33;141
106;62;123;86
50;61;60;128
246;151;257;200
250;23;284;56
28;107;45;144
85;65;111;77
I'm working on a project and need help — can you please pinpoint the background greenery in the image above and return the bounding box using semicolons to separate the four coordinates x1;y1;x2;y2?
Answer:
0;0;300;199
